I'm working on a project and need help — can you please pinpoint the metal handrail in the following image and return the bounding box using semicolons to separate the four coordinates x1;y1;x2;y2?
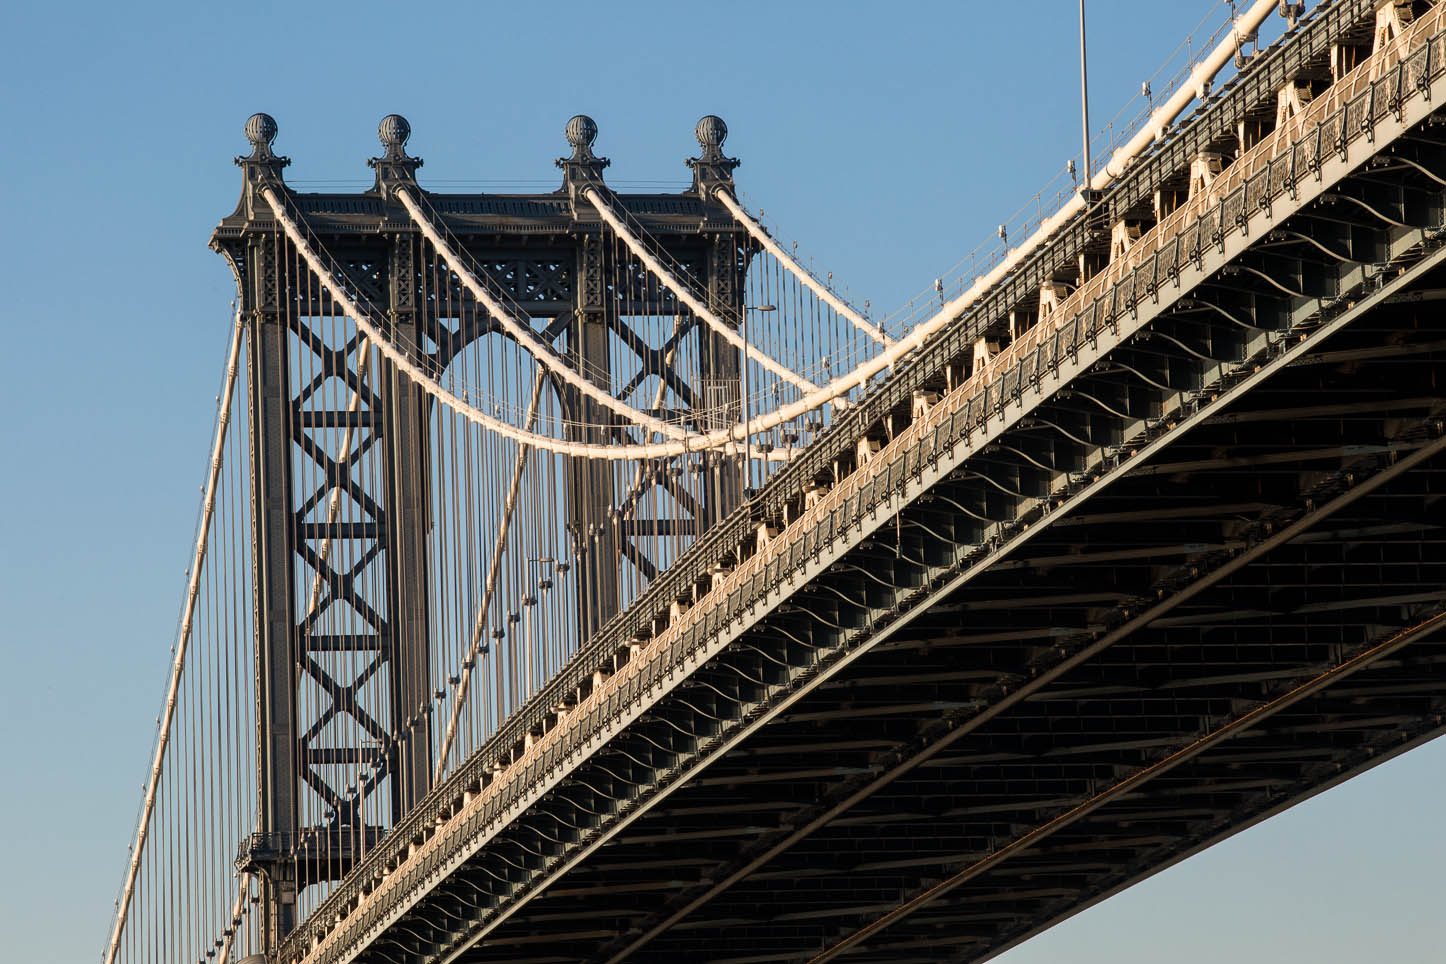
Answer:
285;7;1446;961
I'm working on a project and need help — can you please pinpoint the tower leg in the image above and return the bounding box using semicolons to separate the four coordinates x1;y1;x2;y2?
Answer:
382;235;433;819
700;237;745;527
245;236;299;950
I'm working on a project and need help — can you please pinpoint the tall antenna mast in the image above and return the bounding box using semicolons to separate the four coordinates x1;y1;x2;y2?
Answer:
1079;0;1093;194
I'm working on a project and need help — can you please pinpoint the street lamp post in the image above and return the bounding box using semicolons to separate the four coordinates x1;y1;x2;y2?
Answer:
1080;0;1093;195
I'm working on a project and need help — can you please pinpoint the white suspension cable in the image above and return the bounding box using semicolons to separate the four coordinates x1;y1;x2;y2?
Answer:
947;0;1280;323
267;0;1275;468
264;184;823;459
713;188;894;347
582;186;820;394
105;307;246;964
214;873;252;964
263;185;656;457
396;187;693;441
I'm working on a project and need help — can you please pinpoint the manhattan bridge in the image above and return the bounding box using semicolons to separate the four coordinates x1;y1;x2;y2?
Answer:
106;1;1446;961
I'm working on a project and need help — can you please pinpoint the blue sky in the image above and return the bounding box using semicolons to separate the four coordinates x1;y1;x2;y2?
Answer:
1;1;1441;961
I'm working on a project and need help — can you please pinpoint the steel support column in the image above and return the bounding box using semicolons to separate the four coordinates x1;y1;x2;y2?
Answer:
568;232;621;640
245;231;300;950
381;232;433;818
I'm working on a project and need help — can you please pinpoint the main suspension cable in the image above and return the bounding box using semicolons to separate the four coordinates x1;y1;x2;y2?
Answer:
713;188;894;347
262;185;859;459
396;187;693;441
267;0;1276;467
582;186;819;394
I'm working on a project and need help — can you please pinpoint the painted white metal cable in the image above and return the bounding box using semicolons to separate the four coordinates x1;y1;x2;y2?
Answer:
264;185;827;459
105;307;246;964
945;0;1281;324
579;0;1276;452
582;186;820;394
714;188;895;347
396;187;693;441
1109;0;1278;177
260;177;1061;459
214;874;252;964
264;185;673;457
266;3;1280;466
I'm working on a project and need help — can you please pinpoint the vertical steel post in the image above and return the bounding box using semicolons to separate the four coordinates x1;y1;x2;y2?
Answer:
381;232;434;819
245;230;300;950
699;236;746;528
692;116;748;527
568;232;622;640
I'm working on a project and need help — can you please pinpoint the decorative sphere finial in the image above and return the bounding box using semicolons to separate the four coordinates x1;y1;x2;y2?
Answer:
686;114;737;187
367;114;421;179
565;115;598;151
695;115;728;153
556;114;608;179
378;114;411;154
245;113;278;150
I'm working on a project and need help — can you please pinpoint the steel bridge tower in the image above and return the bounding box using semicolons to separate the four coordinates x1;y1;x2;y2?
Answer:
212;112;753;951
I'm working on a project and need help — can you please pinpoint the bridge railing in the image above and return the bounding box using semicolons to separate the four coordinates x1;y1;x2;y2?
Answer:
970;3;1444;415
855;2;1298;347
535;0;1446;841
283;8;1446;961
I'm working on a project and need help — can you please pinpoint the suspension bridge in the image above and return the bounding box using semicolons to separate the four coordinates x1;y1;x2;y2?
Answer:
106;1;1446;961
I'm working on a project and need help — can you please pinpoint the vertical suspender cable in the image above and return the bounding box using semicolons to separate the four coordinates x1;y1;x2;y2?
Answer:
583;186;819;395
713;190;893;347
435;371;547;780
105;307;246;964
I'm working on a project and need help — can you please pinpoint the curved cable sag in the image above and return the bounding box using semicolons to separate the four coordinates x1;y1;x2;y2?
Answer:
581;186;820;395
269;180;1093;462
298;141;1285;462
713;188;895;347
105;307;246;964
264;185;866;459
396;187;693;441
264;184;677;457
281;1;1279;458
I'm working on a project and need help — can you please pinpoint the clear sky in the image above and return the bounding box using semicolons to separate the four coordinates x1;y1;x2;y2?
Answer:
1;1;1441;961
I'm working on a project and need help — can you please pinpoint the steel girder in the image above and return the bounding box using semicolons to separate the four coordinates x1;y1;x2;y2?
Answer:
284;3;1397;870
281;18;1446;962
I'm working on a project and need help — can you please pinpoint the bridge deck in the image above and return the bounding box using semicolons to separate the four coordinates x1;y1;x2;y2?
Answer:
490;297;1445;962
279;4;1446;962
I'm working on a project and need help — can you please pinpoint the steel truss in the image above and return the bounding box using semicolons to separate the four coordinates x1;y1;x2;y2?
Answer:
213;119;754;950
280;9;1446;961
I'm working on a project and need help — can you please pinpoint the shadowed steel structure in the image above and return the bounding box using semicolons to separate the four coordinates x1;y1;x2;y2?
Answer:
105;1;1446;962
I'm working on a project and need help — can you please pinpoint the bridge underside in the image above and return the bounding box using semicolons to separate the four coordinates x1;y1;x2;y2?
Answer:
281;11;1446;963
454;297;1446;963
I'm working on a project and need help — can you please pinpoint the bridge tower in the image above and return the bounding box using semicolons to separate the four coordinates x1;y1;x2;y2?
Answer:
211;112;752;952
